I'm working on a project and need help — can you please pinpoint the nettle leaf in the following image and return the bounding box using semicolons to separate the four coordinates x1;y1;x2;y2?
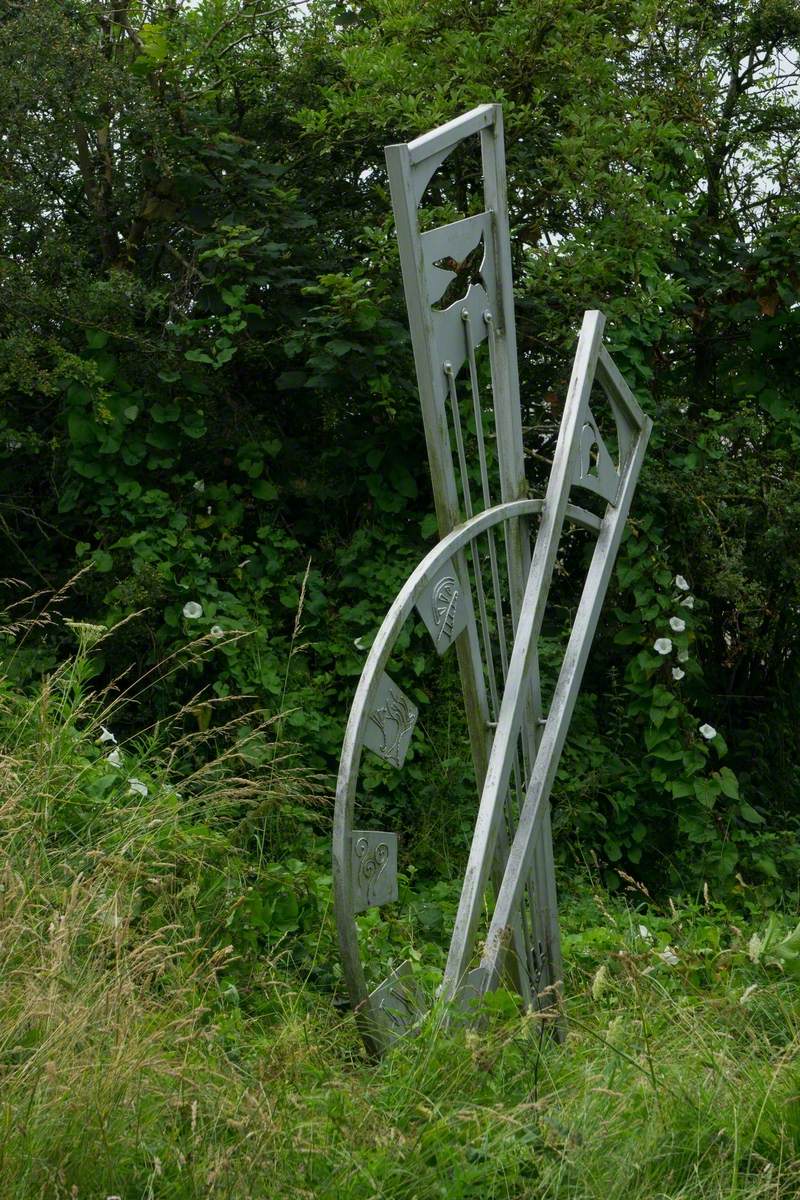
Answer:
67;411;96;447
151;402;180;424
277;370;306;389
327;338;358;357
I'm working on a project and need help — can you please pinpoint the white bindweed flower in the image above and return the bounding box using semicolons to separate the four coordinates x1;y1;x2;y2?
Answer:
193;480;205;493
672;667;685;681
675;575;690;591
654;637;672;655
699;723;717;740
99;725;117;744
106;748;122;768
128;778;148;797
182;601;203;619
681;595;695;609
669;616;686;633
210;625;224;639
678;649;689;663
659;946;679;966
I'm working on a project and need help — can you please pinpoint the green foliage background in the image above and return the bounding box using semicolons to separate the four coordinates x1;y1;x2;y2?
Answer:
3;0;800;904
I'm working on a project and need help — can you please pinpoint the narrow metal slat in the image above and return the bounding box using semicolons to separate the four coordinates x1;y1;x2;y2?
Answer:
463;312;543;1001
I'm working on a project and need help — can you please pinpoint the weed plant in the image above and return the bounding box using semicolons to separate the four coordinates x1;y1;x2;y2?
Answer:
0;618;798;1198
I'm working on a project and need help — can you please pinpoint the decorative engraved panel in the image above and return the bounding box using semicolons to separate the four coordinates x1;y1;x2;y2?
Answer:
415;563;469;655
369;960;424;1043
362;673;418;767
351;830;398;912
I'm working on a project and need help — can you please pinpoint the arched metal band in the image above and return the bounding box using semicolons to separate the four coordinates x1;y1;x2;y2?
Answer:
332;497;600;1054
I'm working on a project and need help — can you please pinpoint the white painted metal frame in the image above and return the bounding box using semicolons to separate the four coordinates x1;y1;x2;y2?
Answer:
332;499;602;1057
442;310;652;1003
385;104;561;1006
332;105;652;1057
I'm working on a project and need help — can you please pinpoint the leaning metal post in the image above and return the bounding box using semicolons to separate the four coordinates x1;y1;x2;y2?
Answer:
441;311;652;1003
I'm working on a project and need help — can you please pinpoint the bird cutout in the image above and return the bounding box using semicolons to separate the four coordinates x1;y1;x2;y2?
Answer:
432;233;487;311
379;985;415;1030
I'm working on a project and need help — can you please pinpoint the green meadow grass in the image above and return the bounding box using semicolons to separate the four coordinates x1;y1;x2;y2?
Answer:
0;632;798;1199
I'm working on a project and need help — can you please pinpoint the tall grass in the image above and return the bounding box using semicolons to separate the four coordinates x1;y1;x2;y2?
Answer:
0;617;798;1198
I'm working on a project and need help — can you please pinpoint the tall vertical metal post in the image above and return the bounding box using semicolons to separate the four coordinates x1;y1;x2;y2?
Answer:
479;108;563;1000
386;104;559;1003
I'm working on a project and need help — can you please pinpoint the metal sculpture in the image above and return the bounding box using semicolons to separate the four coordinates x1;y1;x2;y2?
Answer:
332;104;652;1057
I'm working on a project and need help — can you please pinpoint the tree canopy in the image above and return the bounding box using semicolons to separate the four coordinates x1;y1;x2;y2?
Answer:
2;0;800;893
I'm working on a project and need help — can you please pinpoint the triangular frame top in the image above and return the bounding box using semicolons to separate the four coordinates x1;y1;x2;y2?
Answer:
441;310;651;1003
